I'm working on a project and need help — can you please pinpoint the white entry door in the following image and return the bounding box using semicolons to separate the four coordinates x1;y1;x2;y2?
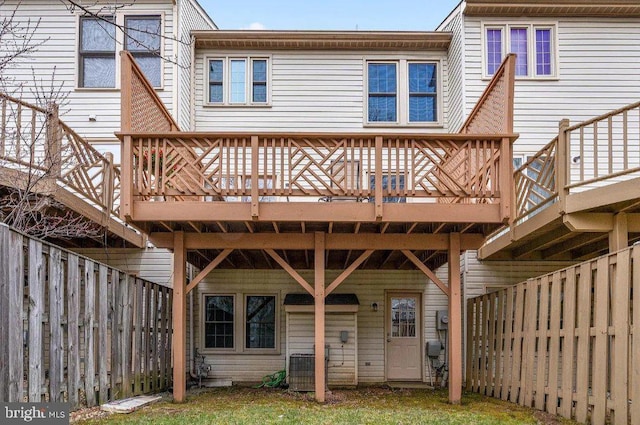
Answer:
386;293;422;381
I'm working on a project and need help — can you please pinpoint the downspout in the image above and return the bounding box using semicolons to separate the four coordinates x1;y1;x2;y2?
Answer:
189;290;198;379
189;34;196;131
172;1;179;124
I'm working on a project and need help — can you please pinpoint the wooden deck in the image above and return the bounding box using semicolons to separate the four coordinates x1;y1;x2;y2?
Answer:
0;93;143;248
115;50;519;404
480;100;640;261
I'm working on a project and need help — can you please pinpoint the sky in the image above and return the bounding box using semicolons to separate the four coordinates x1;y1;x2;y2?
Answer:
198;1;461;31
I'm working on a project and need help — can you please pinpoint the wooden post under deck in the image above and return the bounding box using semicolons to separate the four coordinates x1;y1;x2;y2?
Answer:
314;232;326;402
448;232;462;404
172;231;186;402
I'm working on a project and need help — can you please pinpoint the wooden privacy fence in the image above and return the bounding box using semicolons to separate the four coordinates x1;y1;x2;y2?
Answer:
466;245;640;424
0;224;173;410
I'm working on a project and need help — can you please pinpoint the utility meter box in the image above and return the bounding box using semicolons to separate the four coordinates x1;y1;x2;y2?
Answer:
436;310;449;331
426;340;443;358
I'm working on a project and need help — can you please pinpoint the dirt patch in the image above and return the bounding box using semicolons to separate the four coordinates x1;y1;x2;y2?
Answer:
70;407;111;423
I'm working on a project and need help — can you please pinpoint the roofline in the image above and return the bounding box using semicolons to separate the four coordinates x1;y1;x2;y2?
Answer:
436;1;465;31
192;30;452;50
184;0;218;30
464;0;640;17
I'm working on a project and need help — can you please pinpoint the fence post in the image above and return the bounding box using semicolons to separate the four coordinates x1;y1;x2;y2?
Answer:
556;119;570;213
374;136;383;219
44;102;61;195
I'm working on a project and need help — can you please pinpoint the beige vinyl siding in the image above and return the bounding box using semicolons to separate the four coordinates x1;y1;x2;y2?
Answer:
176;0;217;130
194;269;448;384
286;312;357;386
463;16;640;157
73;247;176;287
193;50;451;133
2;0;175;141
460;250;578;299
441;6;465;132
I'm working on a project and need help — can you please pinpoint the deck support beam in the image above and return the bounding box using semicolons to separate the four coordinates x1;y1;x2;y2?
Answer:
314;232;326;403
609;212;628;252
448;232;462;404
172;231;186;402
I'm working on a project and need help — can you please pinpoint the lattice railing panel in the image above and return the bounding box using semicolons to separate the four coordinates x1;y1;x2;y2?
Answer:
129;134;506;202
460;54;515;135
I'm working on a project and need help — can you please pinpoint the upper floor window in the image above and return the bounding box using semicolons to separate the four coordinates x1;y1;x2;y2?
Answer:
207;57;270;106
79;16;116;88
125;16;162;87
483;24;556;78
366;60;439;125
78;14;162;89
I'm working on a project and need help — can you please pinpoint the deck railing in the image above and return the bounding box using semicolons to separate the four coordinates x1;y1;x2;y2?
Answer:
509;100;640;225
121;133;512;204
0;93;121;219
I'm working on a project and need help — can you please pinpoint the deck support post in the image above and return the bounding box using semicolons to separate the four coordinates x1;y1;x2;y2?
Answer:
609;212;628;252
314;232;326;402
448;232;462;404
172;231;187;402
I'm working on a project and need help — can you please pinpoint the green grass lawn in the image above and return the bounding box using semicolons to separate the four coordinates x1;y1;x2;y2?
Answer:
73;387;576;425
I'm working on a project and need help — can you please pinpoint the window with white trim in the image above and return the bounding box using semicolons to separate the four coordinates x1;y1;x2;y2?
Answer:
207;57;270;105
125;15;162;87
79;16;116;88
245;295;276;349
366;60;439;125
202;293;278;352
483;24;556;78
78;14;163;88
204;295;235;349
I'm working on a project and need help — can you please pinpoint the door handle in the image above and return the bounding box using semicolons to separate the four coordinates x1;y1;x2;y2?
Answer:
387;338;391;343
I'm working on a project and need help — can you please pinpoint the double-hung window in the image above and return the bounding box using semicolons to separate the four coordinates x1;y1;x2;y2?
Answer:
125;15;162;87
207;57;270;105
483;23;556;78
78;14;163;89
366;60;439;125
79;16;116;88
204;295;235;349
203;293;278;352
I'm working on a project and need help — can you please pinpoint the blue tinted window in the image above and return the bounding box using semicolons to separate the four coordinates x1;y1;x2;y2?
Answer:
252;59;267;103
368;63;397;122
369;174;406;203
408;63;437;122
209;60;223;103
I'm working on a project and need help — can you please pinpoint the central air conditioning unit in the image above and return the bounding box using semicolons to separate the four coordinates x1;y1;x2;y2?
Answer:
288;346;329;392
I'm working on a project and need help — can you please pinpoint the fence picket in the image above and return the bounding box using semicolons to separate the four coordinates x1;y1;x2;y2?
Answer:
28;239;44;402
98;265;109;404
487;294;496;397
134;279;144;394
84;260;96;407
0;226;8;402
560;267;576;418
7;231;24;402
501;286;514;401
48;247;64;403
535;276;550;411
574;262;591;423
110;270;122;400
494;290;505;399
612;250;630;425
509;284;525;404
592;257;609;424
67;254;81;408
465;299;474;392
546;272;562;415
522;280;538;407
